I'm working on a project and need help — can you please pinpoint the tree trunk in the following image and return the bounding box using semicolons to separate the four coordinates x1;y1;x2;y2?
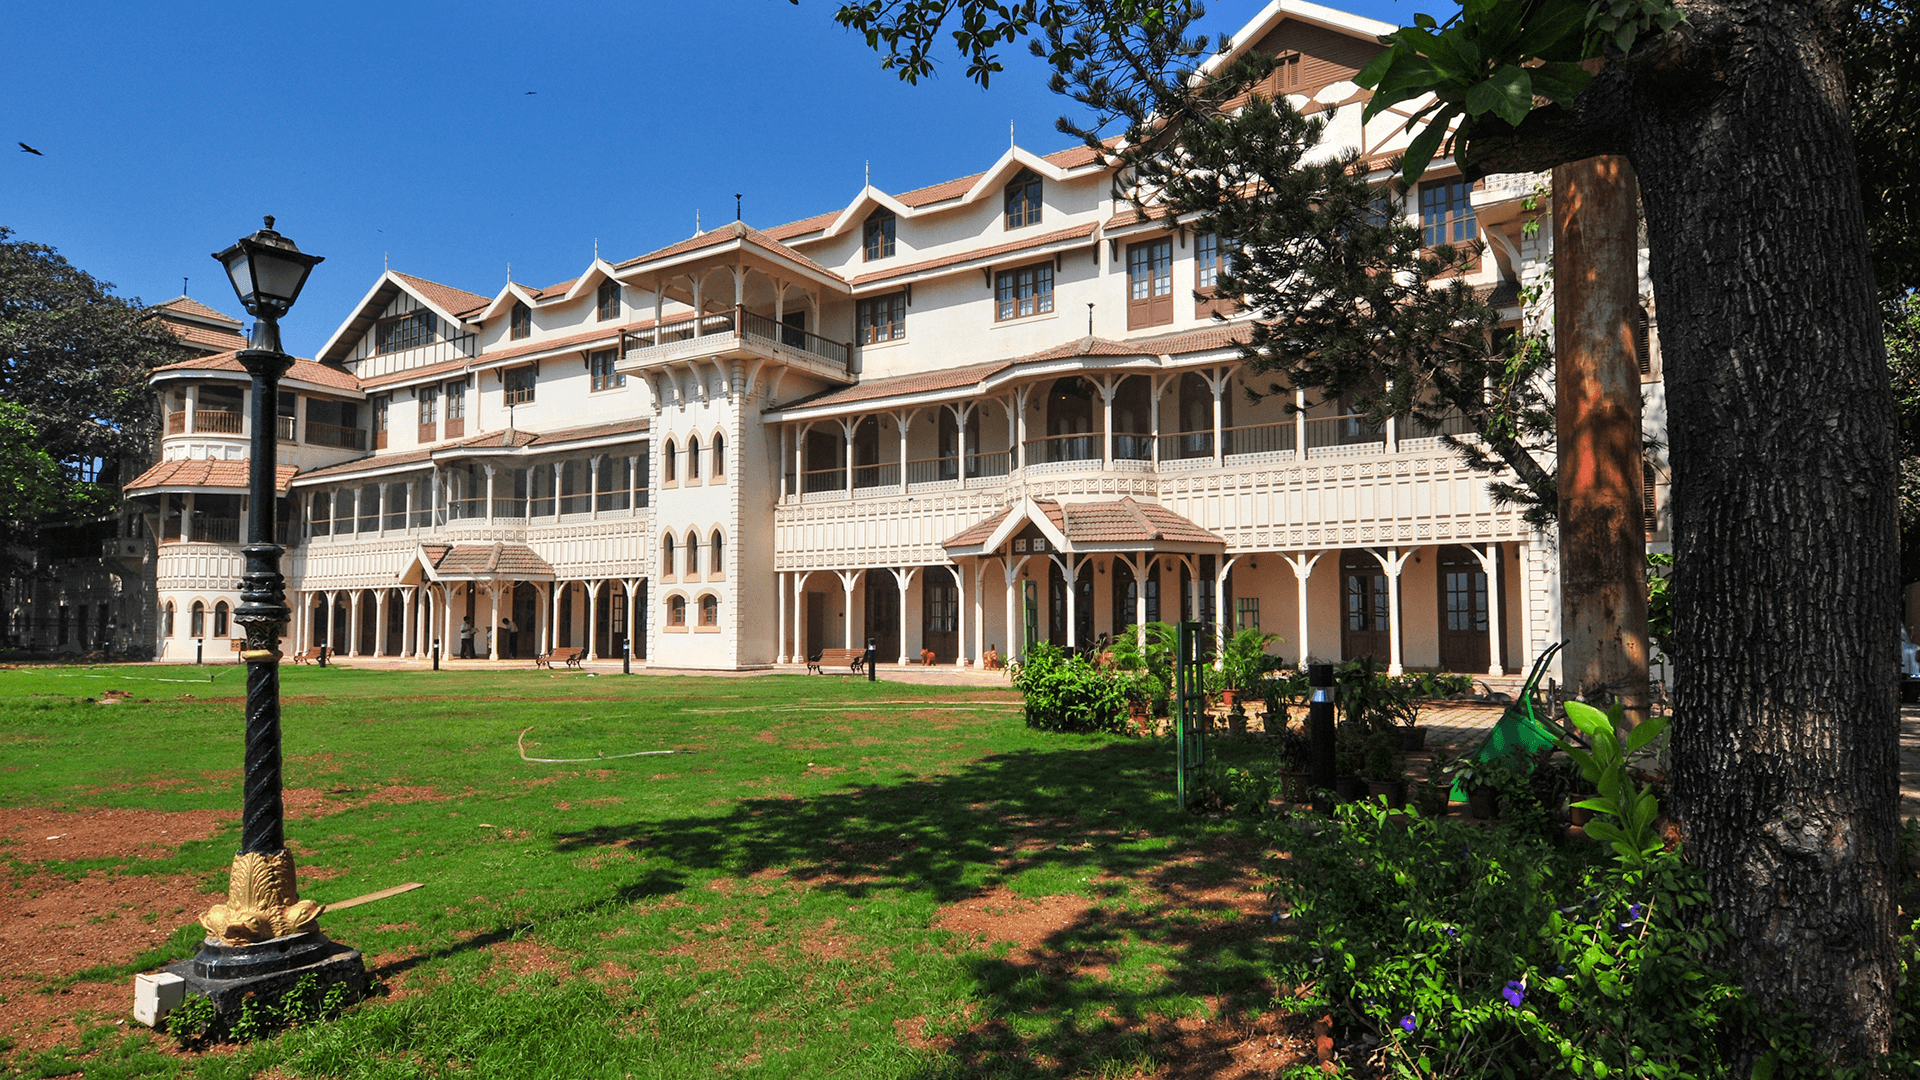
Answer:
1625;1;1901;1062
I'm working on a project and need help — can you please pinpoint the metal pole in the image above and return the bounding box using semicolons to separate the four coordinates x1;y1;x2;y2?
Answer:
1308;661;1336;813
195;639;203;666
866;637;877;681
317;644;326;668
233;339;294;862
432;638;440;671
623;639;631;675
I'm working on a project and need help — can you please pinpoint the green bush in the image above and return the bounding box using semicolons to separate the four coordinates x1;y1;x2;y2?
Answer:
1011;641;1128;733
1265;802;1781;1078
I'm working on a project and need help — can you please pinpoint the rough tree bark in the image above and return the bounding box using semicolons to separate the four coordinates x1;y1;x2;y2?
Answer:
1464;0;1900;1062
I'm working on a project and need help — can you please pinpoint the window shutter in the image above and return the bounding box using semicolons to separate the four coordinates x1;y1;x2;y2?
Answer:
1636;308;1652;376
1643;462;1658;535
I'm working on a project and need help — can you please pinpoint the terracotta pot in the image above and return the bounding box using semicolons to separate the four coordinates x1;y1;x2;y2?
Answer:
1336;774;1368;803
1468;785;1498;820
1569;803;1594;827
1227;712;1248;738
1366;778;1407;810
1280;771;1312;803
1415;789;1450;818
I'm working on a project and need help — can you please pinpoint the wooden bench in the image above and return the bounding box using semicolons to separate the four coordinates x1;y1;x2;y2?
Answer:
290;648;311;664
808;648;866;675
536;648;586;670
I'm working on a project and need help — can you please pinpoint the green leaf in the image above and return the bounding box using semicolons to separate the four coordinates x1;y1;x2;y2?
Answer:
1563;699;1611;739
1511;0;1590;57
1400;106;1454;183
1463;64;1534;126
1625;713;1669;754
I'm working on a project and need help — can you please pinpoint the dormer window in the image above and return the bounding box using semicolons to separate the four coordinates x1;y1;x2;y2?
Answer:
510;302;531;340
597;281;620;321
863;208;896;261
1005;169;1042;229
374;310;435;354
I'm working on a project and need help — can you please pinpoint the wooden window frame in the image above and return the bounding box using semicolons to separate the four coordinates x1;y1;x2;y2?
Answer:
995;262;1055;321
856;293;907;344
1004;170;1042;230
1126;237;1174;329
589;348;625;392
444;380;466;438
509;302;532;340
1194;233;1237;319
863;208;896;261
699;594;719;627
596;281;620;322
667;594;687;628
374;310;435;354
1419;177;1479;249
373;395;390;449
417;385;438;444
503;366;536;406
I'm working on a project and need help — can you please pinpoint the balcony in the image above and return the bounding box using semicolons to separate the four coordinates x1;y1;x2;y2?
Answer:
194;410;243;435
620;305;852;381
1304;414;1386;459
192;518;240;544
307;421;367;450
277;415;296;441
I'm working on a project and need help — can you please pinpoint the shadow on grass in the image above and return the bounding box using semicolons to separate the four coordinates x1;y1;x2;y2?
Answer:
552;736;1297;1077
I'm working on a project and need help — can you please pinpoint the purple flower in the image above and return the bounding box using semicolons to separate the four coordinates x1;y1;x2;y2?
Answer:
1502;980;1526;1008
1400;1014;1418;1032
1628;903;1645;921
1444;926;1459;938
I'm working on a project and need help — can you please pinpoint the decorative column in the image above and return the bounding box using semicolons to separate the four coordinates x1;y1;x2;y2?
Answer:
955;403;970;482
346;591;361;657
973;559;988;666
1282;551;1323;667
1473;542;1506;677
1059;555;1078;649
1368;547;1413;676
1295;388;1308;460
952;564;968;666
585;581;598;660
485;466;496;524
777;571;789;664
1002;555;1028;660
373;590;387;657
893;567;917;666
836;570;858;650
1211;370;1225;466
1214;555;1238;662
793;572;809;662
1132;555;1149;650
551;581;564;652
1098;379;1115;470
898;411;913;493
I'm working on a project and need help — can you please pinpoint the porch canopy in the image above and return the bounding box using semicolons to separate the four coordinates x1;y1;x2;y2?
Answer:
944;495;1225;652
400;542;555;585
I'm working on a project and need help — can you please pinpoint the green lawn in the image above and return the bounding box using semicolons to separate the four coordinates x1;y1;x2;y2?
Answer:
0;664;1287;1080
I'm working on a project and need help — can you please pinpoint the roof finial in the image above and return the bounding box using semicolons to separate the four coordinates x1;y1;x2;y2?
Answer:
865;160;870;187
384;251;389;271
1011;119;1016;148
181;276;188;296
735;193;742;222
506;261;512;283
695;209;702;235
594;237;599;260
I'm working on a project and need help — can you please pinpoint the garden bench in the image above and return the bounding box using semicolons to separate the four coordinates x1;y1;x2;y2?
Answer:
290;648;312;664
536;648;586;669
808;648;866;675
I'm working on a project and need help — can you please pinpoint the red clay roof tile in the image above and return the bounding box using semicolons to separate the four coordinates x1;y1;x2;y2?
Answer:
125;458;296;494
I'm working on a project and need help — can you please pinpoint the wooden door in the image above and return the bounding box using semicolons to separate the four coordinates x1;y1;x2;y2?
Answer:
806;591;825;658
865;571;899;661
1437;545;1500;673
1340;550;1391;662
922;573;958;663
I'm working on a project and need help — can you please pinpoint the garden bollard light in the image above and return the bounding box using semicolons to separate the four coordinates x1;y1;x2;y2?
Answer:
1309;662;1336;814
317;644;327;668
623;640;631;675
432;639;439;671
195;639;203;666
866;637;877;682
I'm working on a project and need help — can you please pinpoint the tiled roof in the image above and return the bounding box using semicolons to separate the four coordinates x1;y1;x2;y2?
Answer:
1059;497;1222;545
472;322;631;368
292;416;649;482
1005;325;1249;365
762;210;839;242
151;350;362;393
848;222;1099;287
613;221;836;279
391;272;491;318
943;497;1221;551
358;354;473;391
535;278;577;299
775;360;1008;411
124;458;296;494
1475;279;1522;308
166;321;250;353
153;296;243;327
432;543;554;578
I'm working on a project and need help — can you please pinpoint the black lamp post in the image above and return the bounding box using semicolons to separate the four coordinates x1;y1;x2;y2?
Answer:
168;218;364;1016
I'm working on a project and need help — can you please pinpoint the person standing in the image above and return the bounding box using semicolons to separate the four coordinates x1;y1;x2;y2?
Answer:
459;616;475;659
502;614;519;659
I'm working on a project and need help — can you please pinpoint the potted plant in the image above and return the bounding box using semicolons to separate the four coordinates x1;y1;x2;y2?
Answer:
1413;755;1455;817
1274;721;1312;802
1218;628;1282;711
1362;732;1406;809
1333;722;1369;802
1117;670;1157;736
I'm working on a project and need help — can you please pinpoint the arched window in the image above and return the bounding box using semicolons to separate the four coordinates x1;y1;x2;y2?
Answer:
161;603;174;638
190;601;205;637
709;530;724;575
685;531;701;576
700;594;719;626
661;534;676;577
214;601;230;637
668;595;686;626
663;440;677;482
863;207;896;260
712;433;725;478
688;435;702;479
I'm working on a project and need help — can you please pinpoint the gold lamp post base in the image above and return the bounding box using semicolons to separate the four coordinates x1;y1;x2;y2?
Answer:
200;850;323;945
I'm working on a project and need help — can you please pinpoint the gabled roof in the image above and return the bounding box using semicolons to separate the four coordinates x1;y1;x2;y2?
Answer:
149;350;362;394
611;221;842;286
405;542;555;582
847;222;1099;289
316;271;490;365
146;296;249;354
1200;0;1398;79
152;296;243;328
124;458;297;495
291;416;649;483
944;496;1223;555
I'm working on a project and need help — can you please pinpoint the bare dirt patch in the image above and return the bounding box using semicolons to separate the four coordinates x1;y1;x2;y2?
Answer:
933;891;1100;963
281;785;452;819
0;806;233;862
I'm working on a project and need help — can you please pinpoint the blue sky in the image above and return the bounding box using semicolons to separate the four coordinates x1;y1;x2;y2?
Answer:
3;0;1420;355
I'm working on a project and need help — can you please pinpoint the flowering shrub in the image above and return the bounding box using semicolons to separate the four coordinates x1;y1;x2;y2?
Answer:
1263;801;1796;1078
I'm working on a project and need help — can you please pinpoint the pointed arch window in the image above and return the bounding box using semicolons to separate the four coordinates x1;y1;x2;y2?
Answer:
190;601;205;637
213;601;230;637
661;533;676;577
709;530;724;576
711;433;725;478
662;440;677;482
510;302;531;340
687;435;702;480
685;531;701;576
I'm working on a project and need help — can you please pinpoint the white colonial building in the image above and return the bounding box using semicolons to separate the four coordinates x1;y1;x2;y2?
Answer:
125;0;1665;673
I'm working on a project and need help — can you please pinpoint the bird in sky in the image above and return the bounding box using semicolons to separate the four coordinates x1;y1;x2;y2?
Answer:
525;91;536;95
18;142;42;155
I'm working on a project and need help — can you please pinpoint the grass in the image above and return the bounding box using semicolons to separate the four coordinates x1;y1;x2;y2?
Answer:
0;663;1286;1079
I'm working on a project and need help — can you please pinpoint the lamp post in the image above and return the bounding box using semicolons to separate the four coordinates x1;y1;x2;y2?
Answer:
171;218;363;1014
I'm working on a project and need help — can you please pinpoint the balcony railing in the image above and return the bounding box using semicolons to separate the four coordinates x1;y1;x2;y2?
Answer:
854;461;902;489
1405;410;1475;438
623;306;853;373
277;415;296;441
1304;414;1386;451
194;518;240;544
1113;434;1154;461
166;412;187;435
1224;421;1297;457
1022;432;1100;464
194;410;243;435
559;493;591;515
383;505;407;531
494;498;528;518
307;421;367;450
410;508;433;529
801;466;846;493
1157;430;1214;461
448;496;487;520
